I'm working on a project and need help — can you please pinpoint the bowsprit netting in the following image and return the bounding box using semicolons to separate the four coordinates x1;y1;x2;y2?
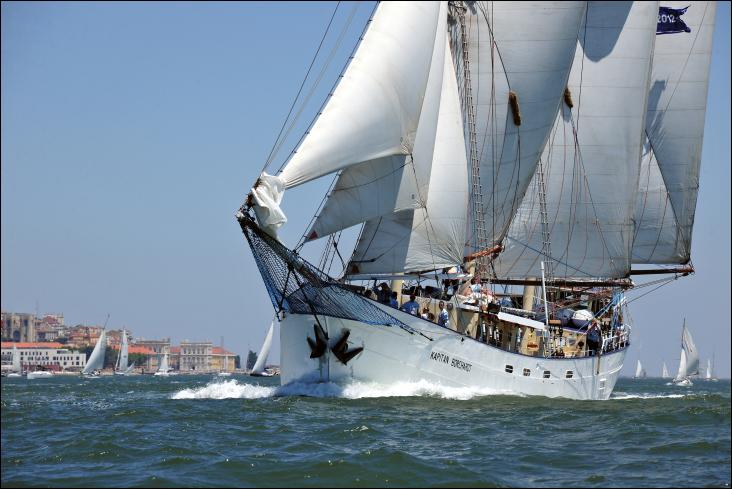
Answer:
237;212;408;328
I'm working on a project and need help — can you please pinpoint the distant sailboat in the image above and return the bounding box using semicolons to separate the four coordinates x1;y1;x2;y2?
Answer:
634;360;647;379
154;349;176;376
114;329;135;375
662;362;670;379
673;319;698;386
7;344;22;378
704;356;717;381
249;321;275;377
82;328;107;377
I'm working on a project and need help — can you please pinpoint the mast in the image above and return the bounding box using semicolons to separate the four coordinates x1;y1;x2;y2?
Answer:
540;261;550;355
456;2;489;276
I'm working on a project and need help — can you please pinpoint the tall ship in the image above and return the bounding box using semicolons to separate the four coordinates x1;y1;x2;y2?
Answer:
237;2;716;400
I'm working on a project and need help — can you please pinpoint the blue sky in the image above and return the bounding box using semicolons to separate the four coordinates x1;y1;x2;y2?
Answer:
2;2;730;377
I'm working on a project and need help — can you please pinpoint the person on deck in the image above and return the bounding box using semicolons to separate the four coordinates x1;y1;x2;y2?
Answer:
389;291;399;309
586;322;602;356
400;294;420;316
376;282;391;305
421;308;430;320
438;301;450;328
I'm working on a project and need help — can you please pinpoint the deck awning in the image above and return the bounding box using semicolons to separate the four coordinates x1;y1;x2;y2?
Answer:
497;312;546;331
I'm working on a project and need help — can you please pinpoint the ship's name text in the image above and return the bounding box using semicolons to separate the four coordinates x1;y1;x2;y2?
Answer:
430;351;472;372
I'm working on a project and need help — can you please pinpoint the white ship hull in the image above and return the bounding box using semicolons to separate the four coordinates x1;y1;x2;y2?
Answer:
280;305;626;401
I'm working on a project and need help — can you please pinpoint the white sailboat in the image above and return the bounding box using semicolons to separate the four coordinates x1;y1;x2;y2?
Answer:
704;356;717;381
673;319;699;386
7;344;22;378
238;2;716;400
82;328;107;377
634;360;647;379
662;362;670;379
154;350;176;376
249;321;275;377
114;329;135;375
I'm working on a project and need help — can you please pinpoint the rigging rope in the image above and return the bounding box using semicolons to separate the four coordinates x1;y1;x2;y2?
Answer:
261;2;342;173
272;2;362;175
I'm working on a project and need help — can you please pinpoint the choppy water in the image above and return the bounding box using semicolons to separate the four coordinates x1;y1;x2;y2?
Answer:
1;375;730;488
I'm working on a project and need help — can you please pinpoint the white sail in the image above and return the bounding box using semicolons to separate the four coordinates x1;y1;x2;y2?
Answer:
305;2;448;241
251;2;443;237
662;362;670;379
82;329;107;374
251;322;275;375
158;351;170;374
632;148;682;263
632;1;717;264
635;360;643;378
280;1;442;188
705;359;712;380
11;344;21;373
675;348;687;381
461;1;587;249
675;322;699;380
347;42;468;276
116;329;129;372
495;1;658;280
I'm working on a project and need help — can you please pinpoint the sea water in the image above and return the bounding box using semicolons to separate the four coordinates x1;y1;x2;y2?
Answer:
1;376;729;487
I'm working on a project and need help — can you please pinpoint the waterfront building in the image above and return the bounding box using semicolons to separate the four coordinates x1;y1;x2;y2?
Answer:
134;338;171;355
211;347;237;373
65;325;104;349
106;329;131;346
169;346;181;370
40;314;64;328
1;342;86;372
179;341;212;372
1;312;37;342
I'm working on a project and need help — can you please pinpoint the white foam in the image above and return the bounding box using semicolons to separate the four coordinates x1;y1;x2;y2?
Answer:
172;380;276;400
171;378;508;400
610;392;686;400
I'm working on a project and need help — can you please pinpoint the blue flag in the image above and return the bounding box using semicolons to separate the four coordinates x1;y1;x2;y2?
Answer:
657;6;692;35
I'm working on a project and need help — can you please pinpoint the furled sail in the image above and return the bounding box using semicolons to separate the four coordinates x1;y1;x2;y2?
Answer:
83;329;107;374
494;2;658;280
251;321;275;375
251;2;443;236
458;1;587;250
347;42;468;276
632;1;717;264
305;2;448;241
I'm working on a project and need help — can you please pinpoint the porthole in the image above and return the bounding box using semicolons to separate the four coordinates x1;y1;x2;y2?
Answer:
505;365;513;373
